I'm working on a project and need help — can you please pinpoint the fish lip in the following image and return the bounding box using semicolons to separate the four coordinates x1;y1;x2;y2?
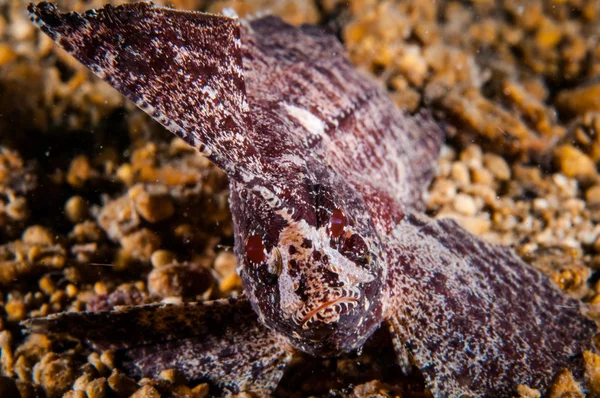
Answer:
301;297;359;326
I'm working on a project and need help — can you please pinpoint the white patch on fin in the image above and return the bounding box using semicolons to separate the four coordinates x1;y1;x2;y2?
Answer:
285;104;326;137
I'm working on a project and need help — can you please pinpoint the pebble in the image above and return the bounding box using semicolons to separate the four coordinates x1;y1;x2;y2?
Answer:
471;168;494;186
33;353;76;398
38;276;57;296
87;353;108;375
533;198;549;211
97;195;141;241
450;162;470;186
120;229;161;263
63;391;87;398
584;351;600;393
67;155;94;188
159;368;183;384
148;263;213;298
554;145;597;180
453;193;477;216
213;252;238;279
116;164;134;186
586;185;600;206
65;284;78;298
192;383;210;398
130;385;161;398
483;153;511;180
592;235;600;254
5;300;26;322
5;197;29;221
85;377;108;398
107;370;138;397
150;250;177;268
0;45;16;66
130;185;175;223
556;83;600;117
516;384;541;398
100;351;115;370
64;196;89;223
93;282;109;296
546;370;584;398
459;145;483;169
220;272;243;293
22;225;54;245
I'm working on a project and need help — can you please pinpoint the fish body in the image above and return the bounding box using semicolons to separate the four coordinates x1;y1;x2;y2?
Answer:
25;2;597;396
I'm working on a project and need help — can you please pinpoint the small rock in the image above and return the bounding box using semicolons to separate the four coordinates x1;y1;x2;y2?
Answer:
85;377;108;398
67;155;95;188
459;145;483;169
533;198;549;211
107;370;138;397
100;351;115;370
148;263;213;298
192;383;210;398
87;352;108;375
5;299;26;322
120;229;161;262
130;385;161;398
0;331;14;377
130;185;175;223
483;153;511;180
65;196;89;223
213;252;237;279
97;195;141;241
556;83;600;117
73;373;93;391
516;384;541;398
450;162;470;186
219;272;243;293
453;193;477;216
14;380;45;398
471;168;494;186
586;185;600;206
554;145;596;179
22;225;54;245
33;353;76;398
546;369;584;398
584;351;600;394
94;282;109;296
150;250;177;268
86;287;144;312
461;216;491;236
65;284;78;298
38;275;57;295
64;391;87;398
159;368;184;384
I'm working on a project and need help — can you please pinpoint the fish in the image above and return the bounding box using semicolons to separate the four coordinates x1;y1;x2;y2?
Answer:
24;2;597;396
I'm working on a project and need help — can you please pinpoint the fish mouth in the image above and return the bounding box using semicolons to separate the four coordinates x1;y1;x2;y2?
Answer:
301;297;359;327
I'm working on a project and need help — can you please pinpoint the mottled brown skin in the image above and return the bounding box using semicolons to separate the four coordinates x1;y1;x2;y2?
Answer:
24;2;597;397
26;298;292;394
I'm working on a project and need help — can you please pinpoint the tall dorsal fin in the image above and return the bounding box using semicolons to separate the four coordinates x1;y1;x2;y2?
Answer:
29;2;261;183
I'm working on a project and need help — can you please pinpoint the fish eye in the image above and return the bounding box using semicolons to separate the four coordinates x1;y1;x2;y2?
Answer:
328;208;347;238
245;234;266;265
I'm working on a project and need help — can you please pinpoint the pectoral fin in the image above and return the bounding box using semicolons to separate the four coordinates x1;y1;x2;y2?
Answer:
22;297;293;395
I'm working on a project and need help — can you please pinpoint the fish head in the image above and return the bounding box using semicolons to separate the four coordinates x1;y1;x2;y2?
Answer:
234;180;386;356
